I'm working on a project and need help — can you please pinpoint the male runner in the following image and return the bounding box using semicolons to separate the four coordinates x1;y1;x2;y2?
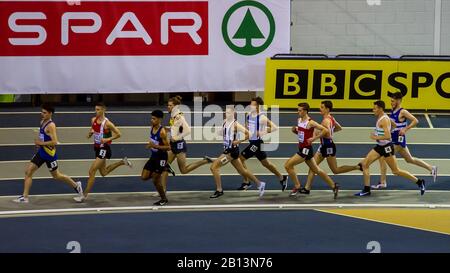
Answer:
355;100;426;196
284;102;339;199
209;106;266;199
13;104;83;203
142;110;170;206
74;102;132;203
160;96;213;193
373;92;437;189
302;101;360;194
237;97;288;191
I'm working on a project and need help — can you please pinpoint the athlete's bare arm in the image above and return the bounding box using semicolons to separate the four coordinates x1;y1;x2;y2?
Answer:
103;120;121;143
157;128;171;151
399;109;418;135
36;123;58;147
87;117;95;138
371;118;391;141
233;122;249;146
334;120;343;133
307;120;329;144
172;115;191;141
260;115;278;137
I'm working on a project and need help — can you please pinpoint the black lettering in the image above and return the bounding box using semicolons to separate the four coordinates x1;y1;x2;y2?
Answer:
387;72;408;97
349;70;382;99
436;72;450;98
275;69;308;99
411;72;433;98
312;70;345;99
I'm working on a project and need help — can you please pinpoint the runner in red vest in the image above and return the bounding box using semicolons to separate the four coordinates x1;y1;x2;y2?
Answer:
284;102;339;199
74;102;132;202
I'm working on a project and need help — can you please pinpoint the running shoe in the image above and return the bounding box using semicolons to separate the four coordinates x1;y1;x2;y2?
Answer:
290;187;300;197
432;166;438;183
153;199;168;206
122;157;133;168
280;175;288;192
371;182;387;190
333;183;340;199
167;163;176;176
210;191;224;199
417;179;426;195
354;190;371;197
237;182;252;191
258;182;266;198
12;196;29;203
203;156;213;163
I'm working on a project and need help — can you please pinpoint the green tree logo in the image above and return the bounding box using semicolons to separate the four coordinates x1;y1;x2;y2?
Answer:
222;1;276;56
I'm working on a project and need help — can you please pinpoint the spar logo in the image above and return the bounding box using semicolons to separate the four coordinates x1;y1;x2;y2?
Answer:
222;1;275;56
0;1;208;56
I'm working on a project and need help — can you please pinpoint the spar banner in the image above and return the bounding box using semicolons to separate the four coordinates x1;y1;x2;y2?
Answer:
264;58;450;110
0;0;290;93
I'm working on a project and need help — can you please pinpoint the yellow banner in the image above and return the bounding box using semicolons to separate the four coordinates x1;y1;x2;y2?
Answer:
264;58;450;110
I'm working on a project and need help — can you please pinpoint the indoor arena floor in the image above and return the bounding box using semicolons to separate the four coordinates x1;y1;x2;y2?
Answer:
0;108;449;253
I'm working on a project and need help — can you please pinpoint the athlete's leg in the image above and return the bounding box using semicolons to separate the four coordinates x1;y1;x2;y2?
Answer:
231;158;262;187
327;156;360;174
141;169;152;181
239;155;250;184
176;152;209;174
83;158;106;197
284;154;305;189
152;172;167;201
378;157;388;185
305;152;324;190
160;151;176;192
50;169;78;189
22;162;39;198
361;150;382;187
260;158;284;180
99;160;126;177
384;155;420;183
397;146;433;172
305;158;335;189
210;154;230;192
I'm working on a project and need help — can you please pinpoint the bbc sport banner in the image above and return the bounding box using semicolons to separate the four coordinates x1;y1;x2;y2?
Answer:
0;0;290;93
264;58;450;110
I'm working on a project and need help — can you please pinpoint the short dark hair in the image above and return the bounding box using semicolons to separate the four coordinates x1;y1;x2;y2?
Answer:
374;100;386;111
321;100;333;111
298;102;310;113
95;102;106;108
390;92;403;100
151;110;164;119
251;96;264;106
41;103;55;114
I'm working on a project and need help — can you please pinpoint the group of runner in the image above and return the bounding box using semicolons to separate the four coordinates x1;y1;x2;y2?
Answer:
13;92;437;206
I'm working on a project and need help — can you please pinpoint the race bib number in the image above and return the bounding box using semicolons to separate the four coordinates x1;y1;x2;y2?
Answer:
220;156;229;165
177;142;184;150
250;145;258;152
49;161;58;169
398;136;404;142
160;160;166;167
39;133;45;141
327;148;333;155
384;146;392;153
298;131;305;143
99;149;107;158
302;148;310;155
94;133;102;144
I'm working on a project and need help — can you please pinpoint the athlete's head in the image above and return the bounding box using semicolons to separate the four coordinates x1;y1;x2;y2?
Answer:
250;96;264;113
390;92;403;110
320;100;333;115
168;96;182;113
225;105;235;121
41;103;54;120
298;102;310;118
151;110;164;126
373;100;386;116
95;102;106;117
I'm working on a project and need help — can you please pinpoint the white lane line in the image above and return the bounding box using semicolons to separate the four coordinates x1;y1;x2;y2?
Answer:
1;203;450;217
0;173;448;181
1;189;449;199
1;157;449;163
425;114;435;129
